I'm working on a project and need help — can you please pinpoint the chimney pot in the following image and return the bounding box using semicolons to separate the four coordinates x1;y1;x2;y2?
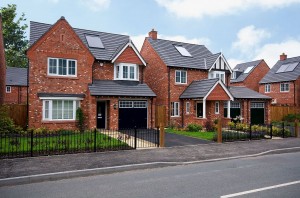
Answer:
148;29;157;40
280;53;287;61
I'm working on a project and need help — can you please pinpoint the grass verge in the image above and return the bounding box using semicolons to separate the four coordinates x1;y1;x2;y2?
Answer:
165;128;215;141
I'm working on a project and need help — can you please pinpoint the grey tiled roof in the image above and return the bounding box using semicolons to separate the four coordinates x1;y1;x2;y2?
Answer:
89;80;156;97
6;67;28;86
229;86;271;99
180;78;219;99
30;21;129;61
37;93;85;98
230;60;262;83
260;56;300;84
147;38;219;70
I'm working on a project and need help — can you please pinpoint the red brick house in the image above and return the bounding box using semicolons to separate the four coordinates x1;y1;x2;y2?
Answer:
5;67;28;104
27;17;155;130
259;53;300;107
230;59;270;92
141;30;271;127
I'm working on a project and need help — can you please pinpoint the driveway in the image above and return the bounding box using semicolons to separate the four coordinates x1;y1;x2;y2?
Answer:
164;132;212;147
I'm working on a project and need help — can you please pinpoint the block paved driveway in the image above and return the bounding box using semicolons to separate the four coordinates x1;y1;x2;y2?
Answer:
164;132;212;147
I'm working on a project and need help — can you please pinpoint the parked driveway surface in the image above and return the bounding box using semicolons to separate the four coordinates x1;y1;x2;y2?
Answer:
165;132;212;147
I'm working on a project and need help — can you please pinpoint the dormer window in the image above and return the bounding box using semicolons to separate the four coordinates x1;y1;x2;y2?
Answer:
209;71;225;83
114;63;139;81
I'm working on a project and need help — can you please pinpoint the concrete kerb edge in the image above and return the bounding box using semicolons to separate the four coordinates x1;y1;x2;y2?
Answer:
1;146;300;187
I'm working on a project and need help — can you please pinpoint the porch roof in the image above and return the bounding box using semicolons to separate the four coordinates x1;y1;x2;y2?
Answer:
228;86;271;99
89;80;156;97
180;78;233;100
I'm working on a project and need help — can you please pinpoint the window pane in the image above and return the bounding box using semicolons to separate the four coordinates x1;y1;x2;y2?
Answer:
49;59;57;74
59;59;67;75
63;100;73;119
44;101;49;119
52;100;63;119
181;71;186;83
130;66;135;79
68;60;76;75
171;102;174;116
175;71;180;83
123;66;128;78
116;65;120;78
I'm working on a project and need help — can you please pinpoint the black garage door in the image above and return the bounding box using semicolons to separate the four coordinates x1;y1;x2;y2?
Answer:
119;101;148;129
224;101;241;119
251;102;265;125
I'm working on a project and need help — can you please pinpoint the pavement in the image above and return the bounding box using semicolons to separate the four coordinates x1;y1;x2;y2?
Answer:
1;138;300;186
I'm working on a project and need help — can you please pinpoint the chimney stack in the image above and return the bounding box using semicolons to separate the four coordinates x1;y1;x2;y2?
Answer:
148;28;157;40
0;14;6;105
280;53;287;61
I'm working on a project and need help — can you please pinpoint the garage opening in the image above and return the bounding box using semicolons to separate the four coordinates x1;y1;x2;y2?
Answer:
251;102;265;125
119;100;148;129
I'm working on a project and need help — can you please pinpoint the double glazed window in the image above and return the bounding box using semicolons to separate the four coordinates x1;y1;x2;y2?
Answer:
115;63;139;80
265;84;271;93
280;83;289;92
43;99;80;120
171;102;180;117
175;70;187;84
48;58;77;77
6;86;11;93
209;71;225;83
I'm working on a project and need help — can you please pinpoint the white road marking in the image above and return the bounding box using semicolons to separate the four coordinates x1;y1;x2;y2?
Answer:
220;180;300;198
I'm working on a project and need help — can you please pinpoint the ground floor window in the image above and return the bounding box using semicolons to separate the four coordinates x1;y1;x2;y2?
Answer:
215;101;219;114
171;102;180;117
186;102;190;114
196;102;203;118
42;99;80;120
6;86;11;93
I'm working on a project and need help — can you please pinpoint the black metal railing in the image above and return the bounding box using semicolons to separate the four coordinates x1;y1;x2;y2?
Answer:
0;128;159;159
219;122;295;142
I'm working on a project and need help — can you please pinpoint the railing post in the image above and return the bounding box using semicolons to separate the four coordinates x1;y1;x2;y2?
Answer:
282;122;285;138
134;126;137;149
249;123;252;140
94;128;97;152
217;118;222;143
30;130;33;157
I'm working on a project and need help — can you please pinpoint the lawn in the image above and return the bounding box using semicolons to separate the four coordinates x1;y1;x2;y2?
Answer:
165;128;216;141
0;131;131;157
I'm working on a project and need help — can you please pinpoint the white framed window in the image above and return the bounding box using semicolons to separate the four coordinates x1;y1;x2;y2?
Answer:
186;102;190;114
209;71;225;83
215;101;219;114
48;58;77;77
6;86;11;93
265;84;271;93
42;99;80;121
251;102;264;108
114;63;139;81
175;70;187;84
119;101;133;108
119;101;147;108
171;102;180;117
231;71;236;79
280;83;289;92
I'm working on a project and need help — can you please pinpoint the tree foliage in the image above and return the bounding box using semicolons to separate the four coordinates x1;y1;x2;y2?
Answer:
0;4;28;67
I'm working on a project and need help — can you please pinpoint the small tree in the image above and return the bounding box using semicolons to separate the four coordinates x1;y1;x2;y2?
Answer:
76;107;85;132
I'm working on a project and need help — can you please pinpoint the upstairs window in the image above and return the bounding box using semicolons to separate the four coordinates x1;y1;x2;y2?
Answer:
265;84;271;93
175;70;187;84
231;71;236;79
114;63;139;81
6;86;11;93
280;83;289;92
209;71;225;83
48;58;77;77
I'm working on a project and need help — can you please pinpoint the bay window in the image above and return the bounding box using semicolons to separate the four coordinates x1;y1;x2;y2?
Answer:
115;63;139;80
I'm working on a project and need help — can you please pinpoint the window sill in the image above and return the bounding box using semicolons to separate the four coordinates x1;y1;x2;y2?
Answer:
47;75;79;80
171;116;180;118
42;120;77;124
175;83;187;86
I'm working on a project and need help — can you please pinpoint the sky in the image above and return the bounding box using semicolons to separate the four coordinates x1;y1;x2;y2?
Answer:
1;0;300;68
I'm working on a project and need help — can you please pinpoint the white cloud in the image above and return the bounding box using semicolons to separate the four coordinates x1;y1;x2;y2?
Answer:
131;33;211;51
48;0;60;3
232;25;271;55
227;58;245;69
79;0;110;11
254;39;300;67
155;0;300;19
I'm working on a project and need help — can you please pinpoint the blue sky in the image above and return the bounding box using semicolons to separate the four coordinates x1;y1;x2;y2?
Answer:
1;0;300;67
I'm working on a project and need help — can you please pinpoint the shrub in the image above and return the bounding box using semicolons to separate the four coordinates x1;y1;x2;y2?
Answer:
0;105;23;135
228;121;235;129
283;114;300;122
186;123;202;132
205;120;216;132
76;107;85;132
